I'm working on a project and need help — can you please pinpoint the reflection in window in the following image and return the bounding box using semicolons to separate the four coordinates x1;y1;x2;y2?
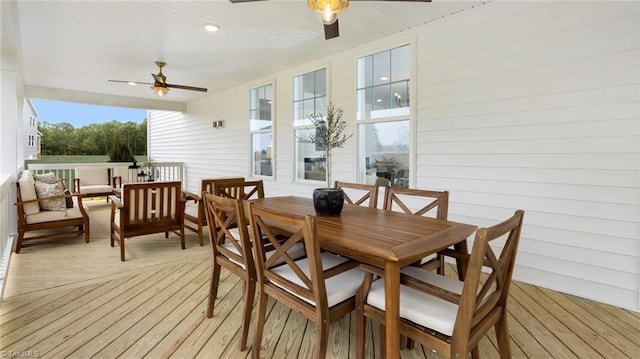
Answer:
250;84;273;177
357;45;411;188
293;68;327;182
357;45;410;120
359;121;410;188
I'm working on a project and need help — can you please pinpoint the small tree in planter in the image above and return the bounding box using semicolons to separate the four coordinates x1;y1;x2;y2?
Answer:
108;137;136;163
298;102;353;215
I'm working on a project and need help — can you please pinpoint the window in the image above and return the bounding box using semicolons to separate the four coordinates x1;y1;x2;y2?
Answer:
357;45;411;188
293;68;327;182
250;84;273;177
28;135;35;147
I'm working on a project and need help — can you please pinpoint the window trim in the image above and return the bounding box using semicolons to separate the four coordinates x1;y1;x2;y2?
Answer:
292;66;330;184
249;82;275;179
355;42;416;188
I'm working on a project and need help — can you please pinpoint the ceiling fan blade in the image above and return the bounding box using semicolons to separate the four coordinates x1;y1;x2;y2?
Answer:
166;83;208;93
324;19;340;40
108;80;154;85
228;0;266;3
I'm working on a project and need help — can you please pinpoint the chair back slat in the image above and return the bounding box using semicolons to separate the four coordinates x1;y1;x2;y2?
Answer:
383;187;448;220
121;181;182;226
334;181;379;208
203;192;254;272
453;210;524;349
248;203;325;306
111;181;185;261
210;178;265;201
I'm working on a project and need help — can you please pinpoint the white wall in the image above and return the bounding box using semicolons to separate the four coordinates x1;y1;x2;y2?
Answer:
149;1;640;311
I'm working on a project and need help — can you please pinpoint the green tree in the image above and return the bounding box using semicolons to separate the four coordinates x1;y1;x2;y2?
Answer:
38;119;147;156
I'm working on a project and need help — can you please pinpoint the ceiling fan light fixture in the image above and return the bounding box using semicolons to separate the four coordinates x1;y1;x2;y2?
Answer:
152;85;169;97
308;0;348;25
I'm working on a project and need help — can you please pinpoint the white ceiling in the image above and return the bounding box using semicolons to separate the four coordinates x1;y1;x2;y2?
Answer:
7;0;482;108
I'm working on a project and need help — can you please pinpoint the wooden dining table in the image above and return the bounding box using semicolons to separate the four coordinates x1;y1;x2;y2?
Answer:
250;196;478;359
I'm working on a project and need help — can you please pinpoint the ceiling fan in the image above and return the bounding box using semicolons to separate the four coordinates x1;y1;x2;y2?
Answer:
108;61;208;97
229;0;431;40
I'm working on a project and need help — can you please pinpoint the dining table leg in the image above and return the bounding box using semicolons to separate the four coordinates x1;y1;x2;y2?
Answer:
453;240;470;281
384;261;400;359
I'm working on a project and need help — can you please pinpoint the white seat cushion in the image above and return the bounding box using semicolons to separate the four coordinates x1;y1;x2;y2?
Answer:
111;166;130;183
75;167;108;186
367;266;464;336
77;184;114;195
25;204;89;224
18;170;40;215
271;252;364;307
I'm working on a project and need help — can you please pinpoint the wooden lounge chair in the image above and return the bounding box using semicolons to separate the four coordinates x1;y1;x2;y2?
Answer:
73;166;118;200
15;170;89;253
109;181;185;261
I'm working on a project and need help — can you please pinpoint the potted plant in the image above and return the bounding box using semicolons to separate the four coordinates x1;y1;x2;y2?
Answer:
298;102;353;216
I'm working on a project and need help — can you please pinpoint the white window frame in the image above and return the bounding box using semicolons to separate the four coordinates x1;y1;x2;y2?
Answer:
356;44;415;188
292;67;329;184
249;83;275;178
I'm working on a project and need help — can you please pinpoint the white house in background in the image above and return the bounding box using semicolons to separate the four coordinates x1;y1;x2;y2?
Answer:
22;99;41;160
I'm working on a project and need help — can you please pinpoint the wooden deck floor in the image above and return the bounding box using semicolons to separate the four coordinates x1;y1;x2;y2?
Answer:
2;201;639;358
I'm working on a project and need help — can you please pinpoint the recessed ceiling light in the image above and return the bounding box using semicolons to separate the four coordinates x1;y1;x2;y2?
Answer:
376;99;382;103
380;76;389;81
204;23;220;32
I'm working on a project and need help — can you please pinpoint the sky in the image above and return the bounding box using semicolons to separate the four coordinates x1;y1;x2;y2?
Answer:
31;99;147;128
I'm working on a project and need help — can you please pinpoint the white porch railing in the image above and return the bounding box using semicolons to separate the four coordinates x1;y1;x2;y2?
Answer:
25;162;185;190
0;173;15;304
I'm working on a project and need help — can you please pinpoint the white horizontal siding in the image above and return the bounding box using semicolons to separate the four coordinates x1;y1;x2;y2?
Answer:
148;1;640;311
416;1;639;311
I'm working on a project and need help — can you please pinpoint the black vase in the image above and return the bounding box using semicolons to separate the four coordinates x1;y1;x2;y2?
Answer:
313;188;344;216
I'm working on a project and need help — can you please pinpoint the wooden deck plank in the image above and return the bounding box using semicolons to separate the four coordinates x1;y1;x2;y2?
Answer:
1;278;124;352
2;203;639;359
521;283;629;358
42;265;180;358
187;283;250;358
169;276;247;358
510;281;587;358
538;285;640;356
27;269;169;356
146;269;234;358
250;299;294;358
570;293;640;347
211;293;276;359
268;299;308;358
83;259;211;358
117;272;211;358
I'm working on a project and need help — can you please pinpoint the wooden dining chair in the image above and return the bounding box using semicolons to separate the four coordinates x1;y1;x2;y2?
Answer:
202;192;255;350
203;190;306;351
183;177;245;246
247;202;365;359
355;210;524;359
334;181;379;208
211;177;264;200
383;187;449;274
